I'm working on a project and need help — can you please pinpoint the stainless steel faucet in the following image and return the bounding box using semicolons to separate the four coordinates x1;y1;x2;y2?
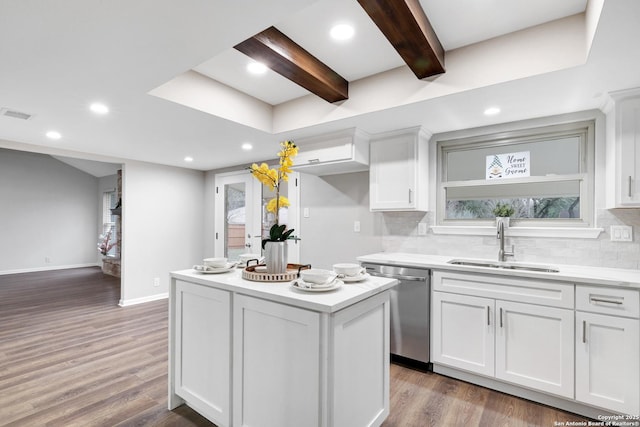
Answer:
497;220;515;262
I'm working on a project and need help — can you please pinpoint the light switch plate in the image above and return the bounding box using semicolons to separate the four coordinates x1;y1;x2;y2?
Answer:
610;225;633;242
418;222;428;236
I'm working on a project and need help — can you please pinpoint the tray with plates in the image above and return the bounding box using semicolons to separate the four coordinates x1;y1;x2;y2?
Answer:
242;263;311;282
291;278;343;292
193;263;238;274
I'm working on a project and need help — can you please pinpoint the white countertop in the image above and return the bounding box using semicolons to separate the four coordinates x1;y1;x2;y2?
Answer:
171;268;398;313
357;252;640;290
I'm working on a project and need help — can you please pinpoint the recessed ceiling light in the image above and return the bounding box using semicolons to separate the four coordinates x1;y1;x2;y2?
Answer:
247;61;267;75
484;107;501;116
90;102;109;114
241;143;253;151
184;156;194;163
330;24;355;41
46;130;62;140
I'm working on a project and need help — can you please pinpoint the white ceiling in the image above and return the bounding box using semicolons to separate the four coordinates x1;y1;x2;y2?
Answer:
1;0;638;173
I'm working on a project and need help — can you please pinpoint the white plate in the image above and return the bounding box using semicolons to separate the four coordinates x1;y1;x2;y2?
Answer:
193;263;237;274
291;279;343;292
338;273;370;283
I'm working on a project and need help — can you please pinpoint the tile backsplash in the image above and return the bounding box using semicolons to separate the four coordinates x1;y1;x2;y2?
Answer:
380;209;640;270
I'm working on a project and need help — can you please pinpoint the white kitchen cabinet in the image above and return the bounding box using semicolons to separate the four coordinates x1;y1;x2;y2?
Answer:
575;285;640;414
293;128;369;176
495;300;574;398
172;281;231;426
432;292;495;376
232;294;321;427
369;127;430;211
606;87;640;207
432;271;575;398
169;270;394;427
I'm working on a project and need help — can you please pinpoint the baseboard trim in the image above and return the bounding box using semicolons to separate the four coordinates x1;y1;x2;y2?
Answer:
119;293;168;307
0;263;101;276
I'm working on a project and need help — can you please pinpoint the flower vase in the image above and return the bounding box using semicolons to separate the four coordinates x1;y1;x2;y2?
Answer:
265;241;288;274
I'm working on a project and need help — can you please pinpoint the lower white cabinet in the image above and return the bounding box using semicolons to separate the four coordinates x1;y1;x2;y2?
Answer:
495;300;574;398
432;291;574;398
173;281;231;426
432;271;575;399
233;295;321;427
432;292;495;376
575;285;640;415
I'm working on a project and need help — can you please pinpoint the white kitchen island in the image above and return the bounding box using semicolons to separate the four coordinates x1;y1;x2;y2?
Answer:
168;268;398;427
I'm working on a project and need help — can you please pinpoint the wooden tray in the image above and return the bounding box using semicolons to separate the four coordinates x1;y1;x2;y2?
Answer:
242;263;311;282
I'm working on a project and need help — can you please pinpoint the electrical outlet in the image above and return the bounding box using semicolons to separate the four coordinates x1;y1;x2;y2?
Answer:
610;225;633;242
303;207;310;218
354;220;361;232
45;257;51;263
153;277;160;287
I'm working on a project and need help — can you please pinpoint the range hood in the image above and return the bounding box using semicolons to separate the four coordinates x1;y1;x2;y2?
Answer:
292;128;369;176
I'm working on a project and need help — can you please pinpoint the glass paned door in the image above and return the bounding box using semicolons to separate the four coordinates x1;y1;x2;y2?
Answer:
214;170;300;264
214;172;261;259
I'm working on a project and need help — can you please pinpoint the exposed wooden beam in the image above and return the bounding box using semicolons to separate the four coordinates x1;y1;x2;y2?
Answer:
234;26;348;103
357;0;445;79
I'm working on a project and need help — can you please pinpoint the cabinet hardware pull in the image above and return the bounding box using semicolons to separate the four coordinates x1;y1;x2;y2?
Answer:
487;306;490;326
629;176;633;197
408;189;412;204
582;320;586;343
308;158;320;163
499;308;503;328
590;297;623;305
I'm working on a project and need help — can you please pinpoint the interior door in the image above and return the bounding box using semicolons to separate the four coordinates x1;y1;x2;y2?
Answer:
214;172;262;258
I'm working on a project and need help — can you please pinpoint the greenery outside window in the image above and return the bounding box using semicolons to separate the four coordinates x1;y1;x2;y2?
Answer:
437;120;595;228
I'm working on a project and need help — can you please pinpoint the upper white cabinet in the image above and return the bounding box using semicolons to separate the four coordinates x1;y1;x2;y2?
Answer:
292;128;369;176
606;87;640;207
369;127;430;211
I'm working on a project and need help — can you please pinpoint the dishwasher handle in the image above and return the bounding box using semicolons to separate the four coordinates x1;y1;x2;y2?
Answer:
367;271;427;282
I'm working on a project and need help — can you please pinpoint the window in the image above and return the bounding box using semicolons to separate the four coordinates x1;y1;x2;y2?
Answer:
437;120;595;228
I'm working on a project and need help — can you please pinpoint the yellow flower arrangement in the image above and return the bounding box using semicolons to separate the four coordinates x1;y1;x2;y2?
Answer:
248;140;298;248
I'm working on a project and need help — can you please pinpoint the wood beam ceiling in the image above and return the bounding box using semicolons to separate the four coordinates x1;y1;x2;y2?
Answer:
234;26;348;103
357;0;445;79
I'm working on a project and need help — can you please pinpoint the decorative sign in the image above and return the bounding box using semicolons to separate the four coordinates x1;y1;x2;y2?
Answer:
486;151;530;180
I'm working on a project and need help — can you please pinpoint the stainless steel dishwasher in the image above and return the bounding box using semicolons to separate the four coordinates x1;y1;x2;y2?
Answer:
362;262;431;366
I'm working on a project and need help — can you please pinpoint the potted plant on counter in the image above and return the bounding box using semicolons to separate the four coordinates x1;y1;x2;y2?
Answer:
493;202;515;228
248;140;298;274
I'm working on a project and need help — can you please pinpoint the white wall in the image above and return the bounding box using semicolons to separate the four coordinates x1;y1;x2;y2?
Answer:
299;171;383;269
120;161;205;305
0;148;99;273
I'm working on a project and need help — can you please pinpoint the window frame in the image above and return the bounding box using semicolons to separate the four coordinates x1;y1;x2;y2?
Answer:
435;119;596;231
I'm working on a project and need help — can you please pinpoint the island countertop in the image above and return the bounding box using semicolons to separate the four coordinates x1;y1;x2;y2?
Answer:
170;268;398;313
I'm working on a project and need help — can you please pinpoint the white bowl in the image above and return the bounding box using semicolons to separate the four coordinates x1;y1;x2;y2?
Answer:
204;257;227;268
333;263;365;277
300;268;336;284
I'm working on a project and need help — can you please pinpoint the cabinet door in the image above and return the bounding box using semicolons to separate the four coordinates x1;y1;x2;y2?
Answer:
495;301;574;398
576;311;640;414
174;281;231;426
618;96;640;205
370;133;417;210
432;292;495;376
233;295;321;427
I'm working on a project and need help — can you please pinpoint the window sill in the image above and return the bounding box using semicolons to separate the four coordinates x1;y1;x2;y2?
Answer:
430;226;604;239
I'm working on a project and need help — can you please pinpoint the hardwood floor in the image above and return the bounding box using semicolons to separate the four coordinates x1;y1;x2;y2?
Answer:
0;267;590;427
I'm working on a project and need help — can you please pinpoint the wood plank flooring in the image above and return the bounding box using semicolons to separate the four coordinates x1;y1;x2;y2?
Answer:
0;267;591;426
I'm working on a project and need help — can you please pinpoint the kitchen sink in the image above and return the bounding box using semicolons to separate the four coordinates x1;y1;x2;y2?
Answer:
447;259;560;273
